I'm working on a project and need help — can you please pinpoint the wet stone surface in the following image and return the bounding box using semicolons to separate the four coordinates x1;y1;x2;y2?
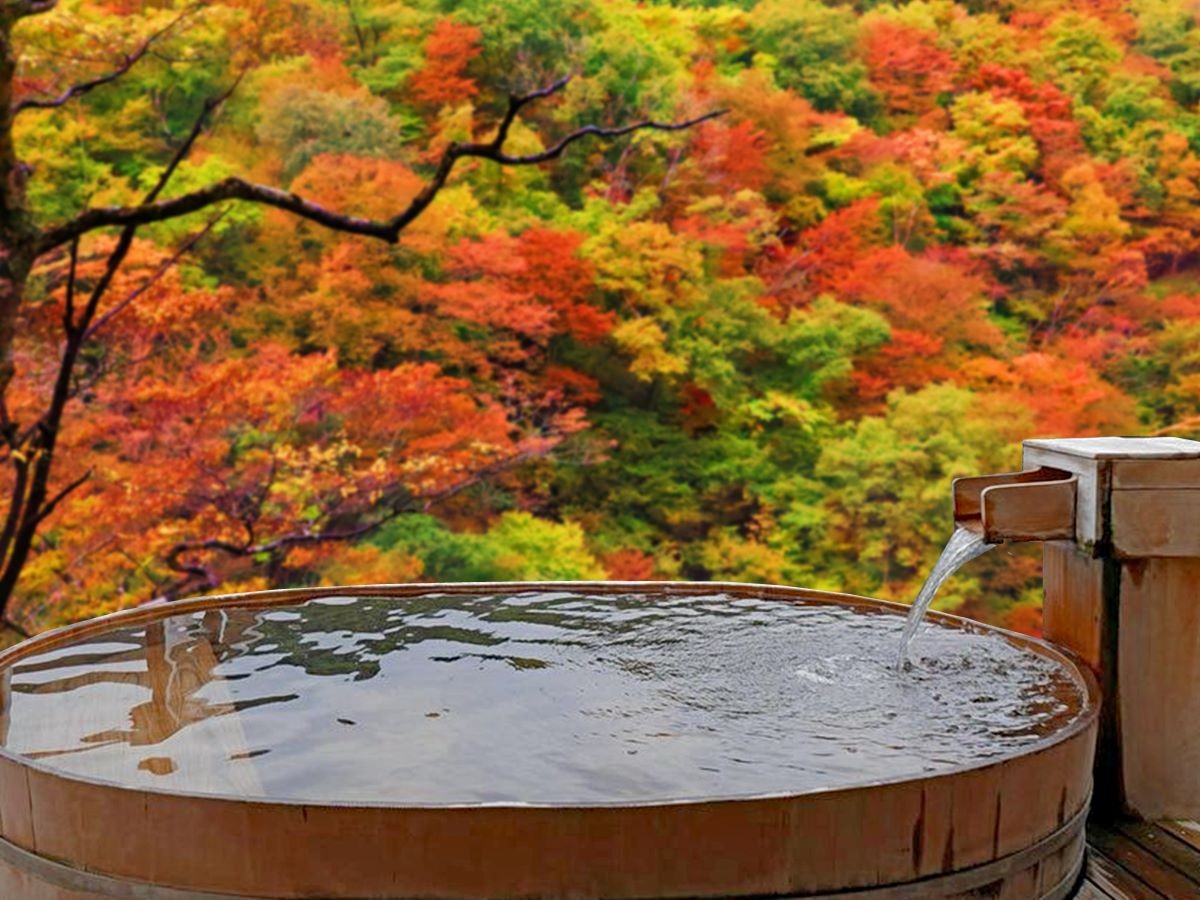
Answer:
0;591;1087;804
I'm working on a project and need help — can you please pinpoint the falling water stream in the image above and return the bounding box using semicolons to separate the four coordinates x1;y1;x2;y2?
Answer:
896;525;996;670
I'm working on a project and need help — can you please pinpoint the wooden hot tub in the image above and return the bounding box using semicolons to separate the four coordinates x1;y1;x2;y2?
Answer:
0;582;1098;899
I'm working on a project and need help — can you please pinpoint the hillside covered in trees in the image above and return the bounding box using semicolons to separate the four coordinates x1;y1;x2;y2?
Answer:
5;0;1200;633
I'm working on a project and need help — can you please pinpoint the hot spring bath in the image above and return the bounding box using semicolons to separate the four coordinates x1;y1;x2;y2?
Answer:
0;582;1097;899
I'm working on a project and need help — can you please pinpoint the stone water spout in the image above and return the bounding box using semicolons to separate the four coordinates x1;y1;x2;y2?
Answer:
957;436;1200;821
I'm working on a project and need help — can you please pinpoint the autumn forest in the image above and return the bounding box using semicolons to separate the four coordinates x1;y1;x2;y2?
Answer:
2;0;1199;636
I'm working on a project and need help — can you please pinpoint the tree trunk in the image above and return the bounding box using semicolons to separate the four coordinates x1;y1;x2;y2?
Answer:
0;15;41;618
0;17;34;399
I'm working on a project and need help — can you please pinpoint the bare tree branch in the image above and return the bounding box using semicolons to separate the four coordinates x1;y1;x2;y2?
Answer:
60;72;236;350
35;467;90;524
16;92;226;451
14;10;190;115
493;75;571;148
484;112;725;166
37;76;725;254
62;237;78;334
0;66;232;605
151;72;244;203
162;450;543;595
0;458;28;570
83;214;222;342
4;0;58;20
1;67;722;613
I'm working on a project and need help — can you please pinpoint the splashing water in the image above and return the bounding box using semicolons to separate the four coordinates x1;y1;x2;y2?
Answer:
896;525;995;670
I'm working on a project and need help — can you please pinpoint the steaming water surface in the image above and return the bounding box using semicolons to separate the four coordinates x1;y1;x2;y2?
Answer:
0;591;1086;804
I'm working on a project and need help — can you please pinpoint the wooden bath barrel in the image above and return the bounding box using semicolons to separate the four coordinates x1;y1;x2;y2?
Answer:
0;582;1099;899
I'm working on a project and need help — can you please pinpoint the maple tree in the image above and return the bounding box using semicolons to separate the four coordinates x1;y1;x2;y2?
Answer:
0;0;717;629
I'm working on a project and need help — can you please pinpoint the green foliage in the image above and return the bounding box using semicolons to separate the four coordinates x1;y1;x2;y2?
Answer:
951;92;1039;177
750;0;879;119
1133;0;1200;104
256;83;406;181
449;0;595;92
802;386;1030;603
372;513;605;581
1045;13;1122;106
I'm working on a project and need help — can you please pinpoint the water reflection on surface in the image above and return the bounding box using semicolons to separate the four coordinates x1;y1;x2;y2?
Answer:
0;592;1087;804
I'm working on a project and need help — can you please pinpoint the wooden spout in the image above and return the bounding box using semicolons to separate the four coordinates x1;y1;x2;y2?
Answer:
952;467;1076;543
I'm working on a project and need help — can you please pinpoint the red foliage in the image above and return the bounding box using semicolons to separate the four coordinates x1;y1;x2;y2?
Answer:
543;366;603;406
426;228;611;344
973;65;1084;185
680;383;719;434
602;549;659;581
689;119;771;194
827;248;1006;406
407;19;482;108
785;199;883;303
851;329;955;405
833;246;1000;348
860;22;958;118
512;229;613;343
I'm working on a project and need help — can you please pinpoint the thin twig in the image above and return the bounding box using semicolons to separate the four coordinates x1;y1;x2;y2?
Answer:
62;237;78;334
83;213;223;342
14;8;193;114
37;77;724;253
2;616;30;638
163;450;544;585
35;468;91;523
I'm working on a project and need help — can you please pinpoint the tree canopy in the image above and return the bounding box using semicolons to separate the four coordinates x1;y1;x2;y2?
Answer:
4;0;1200;636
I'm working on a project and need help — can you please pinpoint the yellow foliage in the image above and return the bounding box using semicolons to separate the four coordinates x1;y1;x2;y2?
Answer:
611;318;688;380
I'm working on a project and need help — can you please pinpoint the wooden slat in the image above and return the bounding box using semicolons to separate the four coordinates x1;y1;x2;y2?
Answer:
1077;879;1121;900
1112;458;1200;489
1042;542;1107;672
1117;560;1200;820
1112;492;1200;557
1085;849;1168;899
1161;819;1200;854
952;467;1067;518
1114;821;1200;886
1088;824;1200;898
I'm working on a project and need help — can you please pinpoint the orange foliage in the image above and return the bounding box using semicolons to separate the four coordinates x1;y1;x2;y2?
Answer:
15;0;1200;636
426;229;611;344
227;0;344;61
861;21;958;119
602;549;659;581
407;19;482;108
688;119;771;194
834;247;1000;349
1005;605;1043;637
967;351;1138;436
290;155;425;222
